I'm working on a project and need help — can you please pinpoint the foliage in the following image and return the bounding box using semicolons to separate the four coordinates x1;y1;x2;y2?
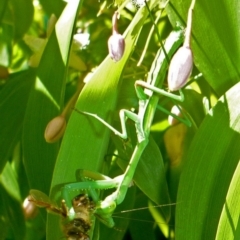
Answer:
0;0;240;240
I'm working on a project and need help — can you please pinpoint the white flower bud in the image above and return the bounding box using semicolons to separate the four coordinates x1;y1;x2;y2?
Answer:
108;33;125;62
168;105;182;126
108;11;125;62
23;196;38;219
167;46;193;91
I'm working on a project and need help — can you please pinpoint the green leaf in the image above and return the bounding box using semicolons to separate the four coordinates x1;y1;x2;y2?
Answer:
216;160;240;239
0;23;13;66
23;0;80;194
0;0;8;23
175;82;240;239
129;192;158;240
10;0;34;39
39;0;65;18
0;70;35;172
182;88;206;128
167;0;240;96
0;162;25;240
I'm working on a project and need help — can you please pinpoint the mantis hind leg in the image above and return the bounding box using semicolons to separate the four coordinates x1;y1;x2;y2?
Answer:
75;108;140;140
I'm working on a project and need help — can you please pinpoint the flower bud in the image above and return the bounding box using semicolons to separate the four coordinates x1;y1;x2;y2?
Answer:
108;11;125;62
167;46;193;91
108;33;125;62
168;105;182;126
44;115;66;143
23;196;38;219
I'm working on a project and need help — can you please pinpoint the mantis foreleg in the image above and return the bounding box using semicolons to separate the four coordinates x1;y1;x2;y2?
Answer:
76;108;143;141
135;80;192;126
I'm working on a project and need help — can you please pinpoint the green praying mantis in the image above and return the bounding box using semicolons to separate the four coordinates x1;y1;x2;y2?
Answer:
29;0;196;239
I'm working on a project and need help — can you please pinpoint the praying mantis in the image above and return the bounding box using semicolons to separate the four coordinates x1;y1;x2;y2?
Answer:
75;0;195;212
30;0;196;239
30;30;185;239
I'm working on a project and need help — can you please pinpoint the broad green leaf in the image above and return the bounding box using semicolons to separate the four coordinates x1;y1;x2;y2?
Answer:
0;23;13;66
182;88;206;128
0;188;9;240
1;162;21;201
129;192;159;240
0;0;8;23
10;0;34;39
167;0;240;96
216;160;240;239
23;0;80;195
39;0;65;18
0;70;35;172
175;82;240;239
25;215;46;240
0;162;25;240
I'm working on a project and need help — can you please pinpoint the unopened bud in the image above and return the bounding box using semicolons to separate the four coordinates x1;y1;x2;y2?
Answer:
23;196;38;219
168;105;182;126
108;33;125;62
167;46;193;91
108;11;125;62
44;115;66;143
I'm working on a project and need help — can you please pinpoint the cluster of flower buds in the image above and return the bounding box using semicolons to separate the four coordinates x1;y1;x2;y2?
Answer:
108;11;125;62
167;0;195;91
